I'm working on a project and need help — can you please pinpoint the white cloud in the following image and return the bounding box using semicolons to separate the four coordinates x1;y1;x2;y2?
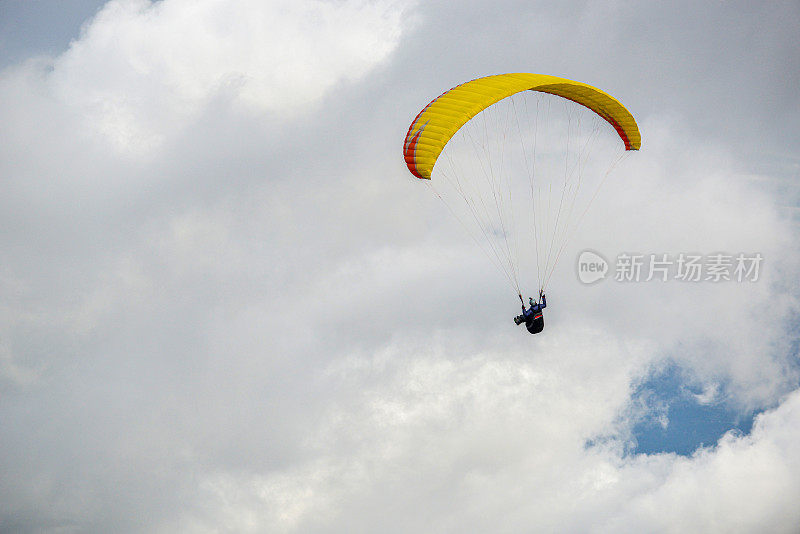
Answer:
602;389;800;533
1;1;799;532
165;342;800;533
43;0;412;153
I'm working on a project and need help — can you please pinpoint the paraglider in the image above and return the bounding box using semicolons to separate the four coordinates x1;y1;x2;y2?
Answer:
403;73;640;333
514;290;547;334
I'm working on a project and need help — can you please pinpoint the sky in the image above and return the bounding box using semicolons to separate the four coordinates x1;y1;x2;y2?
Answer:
1;0;799;532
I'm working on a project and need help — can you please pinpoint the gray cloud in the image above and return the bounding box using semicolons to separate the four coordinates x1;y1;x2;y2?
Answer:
1;0;799;532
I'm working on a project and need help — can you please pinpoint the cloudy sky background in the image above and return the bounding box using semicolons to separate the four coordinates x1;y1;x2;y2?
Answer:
1;0;799;532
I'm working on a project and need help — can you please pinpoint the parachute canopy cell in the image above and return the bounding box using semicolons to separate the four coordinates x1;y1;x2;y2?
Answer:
403;73;641;180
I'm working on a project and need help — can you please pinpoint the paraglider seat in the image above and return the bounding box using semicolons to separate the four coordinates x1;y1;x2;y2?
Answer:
526;314;544;334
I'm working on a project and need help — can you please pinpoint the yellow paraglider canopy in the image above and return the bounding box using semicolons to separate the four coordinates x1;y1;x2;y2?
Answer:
403;73;640;179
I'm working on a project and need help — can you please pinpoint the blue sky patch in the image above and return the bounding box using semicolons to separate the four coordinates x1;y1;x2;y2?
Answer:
629;363;755;456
